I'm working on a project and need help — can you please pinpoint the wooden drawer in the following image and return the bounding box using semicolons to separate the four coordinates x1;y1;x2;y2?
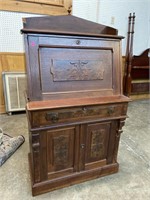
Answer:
29;103;128;128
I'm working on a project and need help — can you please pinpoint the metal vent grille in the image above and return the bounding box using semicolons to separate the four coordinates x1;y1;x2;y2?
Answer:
2;72;26;114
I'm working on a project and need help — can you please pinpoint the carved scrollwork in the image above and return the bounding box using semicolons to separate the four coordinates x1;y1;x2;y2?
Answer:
32;133;40;152
90;129;105;159
114;119;126;162
50;59;104;81
53;136;68;169
32;133;40;182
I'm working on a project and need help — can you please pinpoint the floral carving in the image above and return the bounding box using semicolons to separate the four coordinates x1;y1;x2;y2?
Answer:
50;59;104;81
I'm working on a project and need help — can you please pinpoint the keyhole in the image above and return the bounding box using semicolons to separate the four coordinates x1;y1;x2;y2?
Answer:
81;144;85;149
76;40;81;45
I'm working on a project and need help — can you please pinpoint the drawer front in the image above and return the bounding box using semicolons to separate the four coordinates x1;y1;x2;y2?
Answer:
30;103;128;128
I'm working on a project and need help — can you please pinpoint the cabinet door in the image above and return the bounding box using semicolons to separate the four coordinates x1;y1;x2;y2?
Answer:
31;126;79;183
84;122;113;170
46;126;79;179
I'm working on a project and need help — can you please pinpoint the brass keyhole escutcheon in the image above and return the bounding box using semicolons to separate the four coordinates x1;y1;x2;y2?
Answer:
76;40;81;45
45;112;59;123
82;107;87;112
81;144;85;149
107;107;115;115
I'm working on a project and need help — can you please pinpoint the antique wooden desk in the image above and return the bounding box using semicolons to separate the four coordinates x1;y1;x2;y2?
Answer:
22;15;130;196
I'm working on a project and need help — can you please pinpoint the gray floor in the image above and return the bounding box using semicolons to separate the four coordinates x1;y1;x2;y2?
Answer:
0;99;150;200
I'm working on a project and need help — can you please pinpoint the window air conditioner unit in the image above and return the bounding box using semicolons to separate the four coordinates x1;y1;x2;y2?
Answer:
2;72;27;115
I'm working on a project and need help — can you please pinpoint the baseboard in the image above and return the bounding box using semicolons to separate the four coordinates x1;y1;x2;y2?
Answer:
0;105;5;114
130;93;150;100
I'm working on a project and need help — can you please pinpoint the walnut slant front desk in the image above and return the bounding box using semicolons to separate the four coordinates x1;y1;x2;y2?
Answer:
22;15;130;196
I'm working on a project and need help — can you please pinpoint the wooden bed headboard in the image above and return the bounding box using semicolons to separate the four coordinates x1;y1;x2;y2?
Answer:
125;48;150;96
123;12;150;97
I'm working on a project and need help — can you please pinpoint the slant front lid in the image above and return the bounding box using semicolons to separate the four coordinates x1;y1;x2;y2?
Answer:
21;15;122;38
22;15;124;101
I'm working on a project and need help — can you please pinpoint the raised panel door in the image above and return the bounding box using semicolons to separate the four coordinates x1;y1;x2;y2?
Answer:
46;126;79;179
84;122;111;170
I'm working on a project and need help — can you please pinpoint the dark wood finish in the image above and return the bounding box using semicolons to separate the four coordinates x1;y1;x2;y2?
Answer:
123;13;150;96
27;96;129;110
23;35;123;101
28;101;128;128
131;81;150;93
22;15;124;101
123;13;135;96
28;115;127;196
21;15;119;37
125;48;150;95
23;15;130;196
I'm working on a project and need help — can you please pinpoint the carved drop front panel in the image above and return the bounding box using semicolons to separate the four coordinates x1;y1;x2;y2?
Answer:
85;122;111;168
46;126;78;178
51;59;104;81
39;47;113;98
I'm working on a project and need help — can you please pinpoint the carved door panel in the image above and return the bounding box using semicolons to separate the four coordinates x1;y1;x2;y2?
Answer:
84;122;112;170
46;126;79;179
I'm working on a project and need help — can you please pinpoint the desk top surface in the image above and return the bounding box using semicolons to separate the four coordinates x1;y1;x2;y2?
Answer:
27;95;131;111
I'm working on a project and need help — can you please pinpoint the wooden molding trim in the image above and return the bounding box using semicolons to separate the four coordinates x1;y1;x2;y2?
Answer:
0;105;5;114
0;52;25;56
131;94;150;100
0;0;72;15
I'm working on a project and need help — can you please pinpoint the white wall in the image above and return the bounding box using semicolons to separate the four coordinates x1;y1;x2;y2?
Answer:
0;0;150;55
73;0;99;22
0;12;43;52
98;0;150;55
73;0;150;56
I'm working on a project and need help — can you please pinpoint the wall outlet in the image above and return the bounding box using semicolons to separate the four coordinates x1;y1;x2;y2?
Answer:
111;16;115;25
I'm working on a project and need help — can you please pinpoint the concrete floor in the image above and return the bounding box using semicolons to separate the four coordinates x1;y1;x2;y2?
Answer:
0;99;150;200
